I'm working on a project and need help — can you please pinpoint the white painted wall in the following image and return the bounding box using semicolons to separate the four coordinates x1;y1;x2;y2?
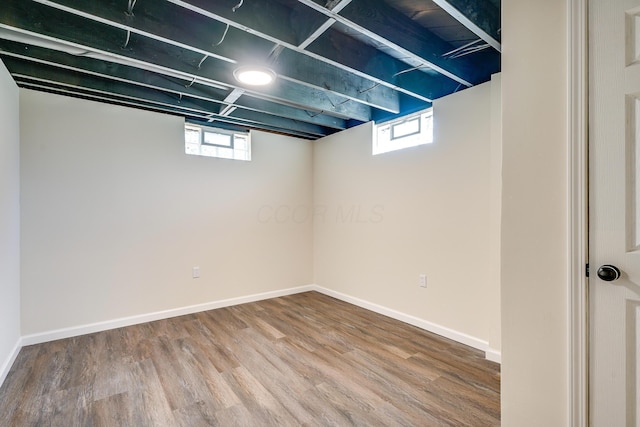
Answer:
313;80;501;352
501;0;569;425
2;3;576;418
20;90;314;335
0;61;21;383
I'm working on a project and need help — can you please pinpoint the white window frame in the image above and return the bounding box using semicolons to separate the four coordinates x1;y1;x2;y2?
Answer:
185;124;251;161
373;108;433;155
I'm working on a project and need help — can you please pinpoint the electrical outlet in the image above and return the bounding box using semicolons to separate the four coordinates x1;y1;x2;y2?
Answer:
419;274;427;288
192;266;200;278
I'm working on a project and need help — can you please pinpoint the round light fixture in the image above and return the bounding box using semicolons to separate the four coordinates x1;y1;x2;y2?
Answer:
233;66;277;86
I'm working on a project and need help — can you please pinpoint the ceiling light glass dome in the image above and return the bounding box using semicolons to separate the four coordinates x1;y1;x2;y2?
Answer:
233;66;277;86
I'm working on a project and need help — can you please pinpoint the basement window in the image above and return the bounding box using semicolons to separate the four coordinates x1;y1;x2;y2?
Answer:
373;108;433;155
185;124;251;161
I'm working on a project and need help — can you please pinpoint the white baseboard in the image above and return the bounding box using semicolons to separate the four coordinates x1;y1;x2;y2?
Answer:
17;284;501;364
21;285;315;346
311;285;501;363
0;337;23;389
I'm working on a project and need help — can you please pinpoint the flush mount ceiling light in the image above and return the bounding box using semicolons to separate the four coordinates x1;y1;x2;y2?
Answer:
233;66;277;86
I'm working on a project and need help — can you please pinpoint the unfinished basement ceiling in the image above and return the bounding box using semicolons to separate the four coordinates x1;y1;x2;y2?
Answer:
0;0;500;140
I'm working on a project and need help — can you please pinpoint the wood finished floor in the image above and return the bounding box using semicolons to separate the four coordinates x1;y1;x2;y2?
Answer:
0;291;500;426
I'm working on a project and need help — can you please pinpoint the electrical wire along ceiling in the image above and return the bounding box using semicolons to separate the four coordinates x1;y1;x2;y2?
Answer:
0;0;501;140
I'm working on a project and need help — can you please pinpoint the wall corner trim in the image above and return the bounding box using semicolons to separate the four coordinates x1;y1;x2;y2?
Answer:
0;338;23;389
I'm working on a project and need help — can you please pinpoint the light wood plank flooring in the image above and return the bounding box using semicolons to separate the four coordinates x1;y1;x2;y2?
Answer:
0;291;500;426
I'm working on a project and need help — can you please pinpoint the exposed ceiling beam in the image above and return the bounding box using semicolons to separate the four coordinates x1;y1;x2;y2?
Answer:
325;0;353;13
165;0;304;46
10;63;330;138
32;0;235;63
430;0;501;52
297;18;335;50
296;0;475;87
19;80;212;121
0;0;500;139
18;80;323;139
163;0;452;103
296;0;352;49
0;39;346;130
303;28;460;101
0;0;371;122
30;0;399;113
230;96;345;130
220;88;245;116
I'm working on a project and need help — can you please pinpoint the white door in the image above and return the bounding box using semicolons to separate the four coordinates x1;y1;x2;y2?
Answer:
590;0;640;424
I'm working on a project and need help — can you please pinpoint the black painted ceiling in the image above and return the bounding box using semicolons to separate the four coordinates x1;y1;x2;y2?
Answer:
0;0;500;140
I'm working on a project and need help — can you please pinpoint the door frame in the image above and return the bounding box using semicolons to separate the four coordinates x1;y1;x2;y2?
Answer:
568;0;589;425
